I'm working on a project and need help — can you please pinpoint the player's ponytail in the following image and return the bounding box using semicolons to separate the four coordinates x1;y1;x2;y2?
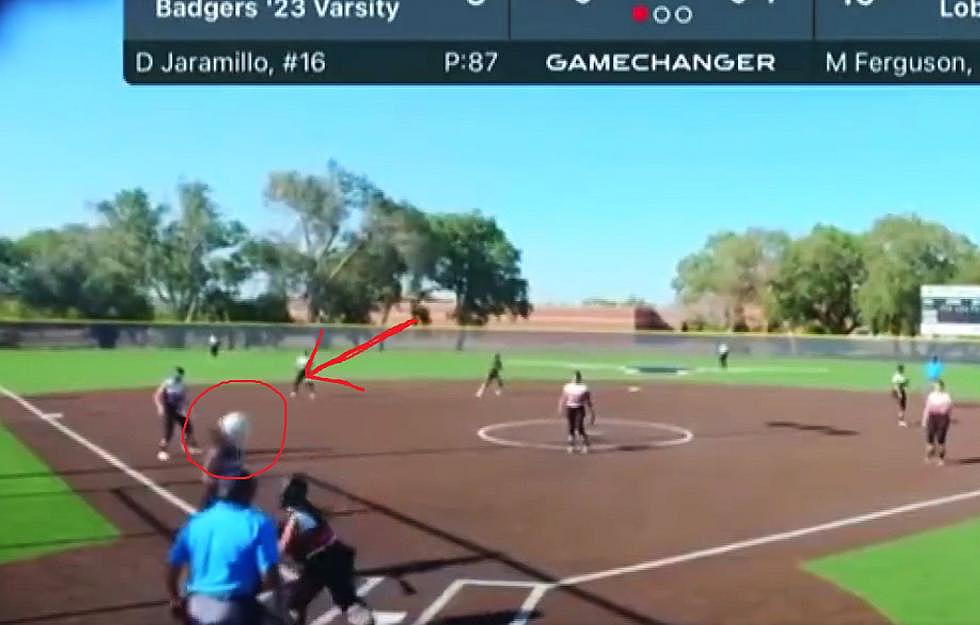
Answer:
280;474;324;525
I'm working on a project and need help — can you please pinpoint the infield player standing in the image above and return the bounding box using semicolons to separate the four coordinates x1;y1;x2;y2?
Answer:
476;353;504;398
558;371;596;454
922;380;954;466
718;342;730;370
153;366;202;461
891;364;910;427
292;350;316;399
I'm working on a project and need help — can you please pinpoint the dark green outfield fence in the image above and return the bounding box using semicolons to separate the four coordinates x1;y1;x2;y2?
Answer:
1;320;979;363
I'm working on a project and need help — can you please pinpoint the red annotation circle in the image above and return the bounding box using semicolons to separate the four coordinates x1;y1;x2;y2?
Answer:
181;379;287;480
632;4;650;22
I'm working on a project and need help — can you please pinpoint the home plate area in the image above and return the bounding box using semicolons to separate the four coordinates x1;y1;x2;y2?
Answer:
284;576;552;625
270;480;657;625
267;476;595;625
264;473;637;625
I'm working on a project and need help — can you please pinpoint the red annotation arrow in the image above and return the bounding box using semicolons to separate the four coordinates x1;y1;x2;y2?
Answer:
305;318;419;392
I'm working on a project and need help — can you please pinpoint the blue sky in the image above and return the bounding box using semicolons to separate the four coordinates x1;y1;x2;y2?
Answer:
1;0;978;305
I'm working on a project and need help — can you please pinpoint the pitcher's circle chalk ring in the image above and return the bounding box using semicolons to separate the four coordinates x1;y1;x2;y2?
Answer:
477;418;693;452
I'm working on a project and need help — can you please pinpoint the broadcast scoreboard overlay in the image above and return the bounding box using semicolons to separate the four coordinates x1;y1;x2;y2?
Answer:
125;0;980;84
921;284;980;337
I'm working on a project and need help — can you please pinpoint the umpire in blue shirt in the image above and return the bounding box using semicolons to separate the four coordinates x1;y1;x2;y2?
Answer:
925;355;945;383
167;470;288;625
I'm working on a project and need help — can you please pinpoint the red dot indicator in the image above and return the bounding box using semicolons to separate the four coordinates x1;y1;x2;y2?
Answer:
631;4;650;22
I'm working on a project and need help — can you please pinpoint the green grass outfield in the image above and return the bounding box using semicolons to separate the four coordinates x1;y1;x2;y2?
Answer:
806;518;980;625
0;422;118;565
0;347;979;398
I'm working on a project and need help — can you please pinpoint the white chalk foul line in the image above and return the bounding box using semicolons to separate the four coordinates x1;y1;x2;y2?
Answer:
412;579;466;625
0;384;195;515
556;485;980;587
309;576;388;625
413;579;554;625
511;583;552;625
0;384;299;584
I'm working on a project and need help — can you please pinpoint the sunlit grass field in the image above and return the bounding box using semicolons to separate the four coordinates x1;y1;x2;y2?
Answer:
0;423;118;565
1;346;977;398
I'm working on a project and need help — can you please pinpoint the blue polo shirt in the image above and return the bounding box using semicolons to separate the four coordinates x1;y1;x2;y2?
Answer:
926;360;944;382
168;501;279;598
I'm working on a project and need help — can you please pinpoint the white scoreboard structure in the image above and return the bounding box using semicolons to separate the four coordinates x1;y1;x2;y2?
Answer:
920;285;980;337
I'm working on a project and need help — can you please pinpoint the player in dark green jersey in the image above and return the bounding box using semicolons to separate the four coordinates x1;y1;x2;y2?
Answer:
476;353;504;398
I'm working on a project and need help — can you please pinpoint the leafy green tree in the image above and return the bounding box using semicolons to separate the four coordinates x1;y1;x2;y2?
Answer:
94;184;251;322
229;292;292;323
197;249;254;322
152;182;249;321
15;226;153;319
363;198;438;324
955;252;980;284
316;203;436;324
672;229;790;330
0;237;23;297
260;165;361;317
858;215;976;335
256;162;436;322
94;189;165;289
771;225;865;334
241;238;308;297
428;212;531;326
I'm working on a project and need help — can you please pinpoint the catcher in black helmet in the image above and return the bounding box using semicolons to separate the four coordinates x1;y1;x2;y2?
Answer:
278;474;374;625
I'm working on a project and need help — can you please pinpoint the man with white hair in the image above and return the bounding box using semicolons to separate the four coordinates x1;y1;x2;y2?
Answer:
201;411;250;508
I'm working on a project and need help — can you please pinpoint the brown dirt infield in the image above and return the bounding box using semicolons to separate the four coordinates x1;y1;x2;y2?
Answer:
2;381;980;625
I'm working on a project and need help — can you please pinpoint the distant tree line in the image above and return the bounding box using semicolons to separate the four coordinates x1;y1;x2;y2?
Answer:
0;162;531;327
673;215;980;336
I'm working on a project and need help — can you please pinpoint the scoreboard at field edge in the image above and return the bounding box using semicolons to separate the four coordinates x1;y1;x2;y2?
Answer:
920;285;980;337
